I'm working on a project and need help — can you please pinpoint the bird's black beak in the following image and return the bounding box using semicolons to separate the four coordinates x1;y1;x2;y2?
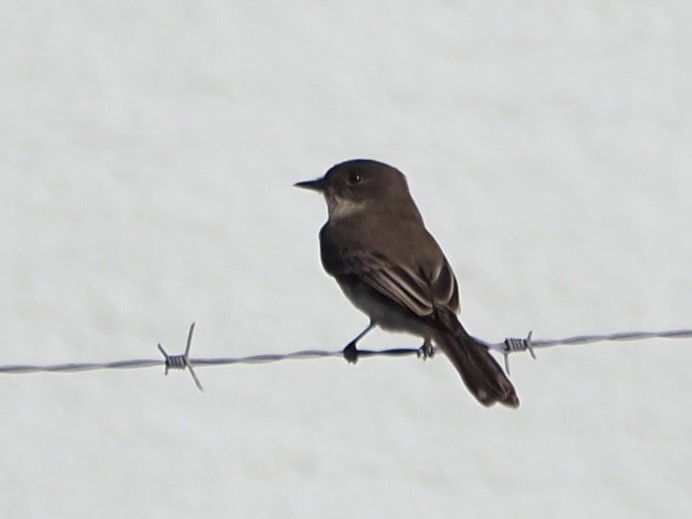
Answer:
294;177;325;192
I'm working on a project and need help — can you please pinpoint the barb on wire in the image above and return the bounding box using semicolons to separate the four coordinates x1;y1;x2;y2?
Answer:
499;331;535;374
1;326;691;389
157;322;203;392
488;328;692;374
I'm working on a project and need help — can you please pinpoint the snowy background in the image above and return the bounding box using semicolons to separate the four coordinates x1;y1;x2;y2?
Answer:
1;1;691;517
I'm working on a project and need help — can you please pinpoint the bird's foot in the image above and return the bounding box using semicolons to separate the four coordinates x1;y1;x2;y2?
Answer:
342;341;359;364
417;340;435;360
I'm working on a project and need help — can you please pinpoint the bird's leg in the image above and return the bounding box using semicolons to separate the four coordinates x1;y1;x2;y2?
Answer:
342;321;376;364
417;338;435;360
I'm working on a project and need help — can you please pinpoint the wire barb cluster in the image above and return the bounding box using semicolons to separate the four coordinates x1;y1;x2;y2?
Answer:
1;325;691;391
157;322;203;391
488;328;692;375
498;331;536;374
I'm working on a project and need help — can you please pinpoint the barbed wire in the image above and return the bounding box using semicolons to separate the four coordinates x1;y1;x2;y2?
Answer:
1;323;691;391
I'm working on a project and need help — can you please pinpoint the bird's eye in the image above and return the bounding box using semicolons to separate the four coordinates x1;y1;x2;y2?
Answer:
347;172;362;186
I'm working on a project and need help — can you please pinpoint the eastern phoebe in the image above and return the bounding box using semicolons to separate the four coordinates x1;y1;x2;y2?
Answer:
295;159;519;408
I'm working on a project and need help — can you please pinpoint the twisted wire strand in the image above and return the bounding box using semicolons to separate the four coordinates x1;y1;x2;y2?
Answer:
1;324;690;390
486;328;692;374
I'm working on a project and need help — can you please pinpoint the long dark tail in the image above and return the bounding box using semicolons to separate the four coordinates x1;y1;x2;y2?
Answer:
433;310;519;408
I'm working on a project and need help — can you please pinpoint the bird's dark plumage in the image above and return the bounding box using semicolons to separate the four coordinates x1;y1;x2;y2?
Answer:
298;159;519;408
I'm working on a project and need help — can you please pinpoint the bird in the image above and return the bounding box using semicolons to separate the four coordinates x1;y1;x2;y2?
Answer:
295;159;519;408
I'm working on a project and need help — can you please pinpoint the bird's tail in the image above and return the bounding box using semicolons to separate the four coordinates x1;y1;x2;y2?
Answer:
433;310;519;408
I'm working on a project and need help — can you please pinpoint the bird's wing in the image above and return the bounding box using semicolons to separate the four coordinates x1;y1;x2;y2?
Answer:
336;248;459;318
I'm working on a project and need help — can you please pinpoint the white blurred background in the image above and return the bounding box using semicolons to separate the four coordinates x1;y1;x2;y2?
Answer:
1;1;691;517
